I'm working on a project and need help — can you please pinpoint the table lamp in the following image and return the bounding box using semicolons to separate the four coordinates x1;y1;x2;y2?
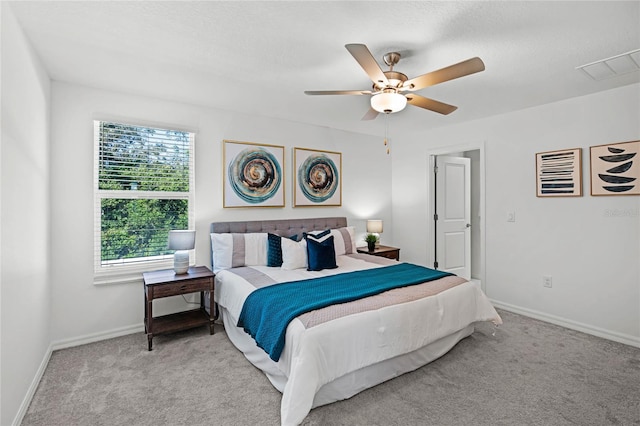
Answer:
366;219;383;245
168;230;195;274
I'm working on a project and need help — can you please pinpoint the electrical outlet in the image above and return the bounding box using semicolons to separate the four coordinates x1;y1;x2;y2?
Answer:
507;211;516;222
543;276;553;288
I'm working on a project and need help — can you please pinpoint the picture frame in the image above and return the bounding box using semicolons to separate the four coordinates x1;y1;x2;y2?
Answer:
535;148;582;197
590;140;640;196
293;147;342;207
223;140;285;208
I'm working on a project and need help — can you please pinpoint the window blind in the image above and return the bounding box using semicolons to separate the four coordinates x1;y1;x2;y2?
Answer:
94;121;195;271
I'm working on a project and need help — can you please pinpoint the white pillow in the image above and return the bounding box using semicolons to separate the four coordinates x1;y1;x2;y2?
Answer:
210;233;268;272
281;237;307;270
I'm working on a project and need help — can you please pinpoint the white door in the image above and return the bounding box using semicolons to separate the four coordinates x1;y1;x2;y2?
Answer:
435;156;471;279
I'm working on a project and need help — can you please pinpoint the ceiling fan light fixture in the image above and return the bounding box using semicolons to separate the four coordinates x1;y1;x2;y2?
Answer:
370;92;407;114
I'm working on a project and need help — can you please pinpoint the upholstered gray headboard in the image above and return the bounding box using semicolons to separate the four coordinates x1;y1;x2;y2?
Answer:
209;217;348;270
209;217;347;237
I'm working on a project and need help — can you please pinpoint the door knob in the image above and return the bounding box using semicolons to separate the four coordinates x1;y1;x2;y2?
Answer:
466;223;471;228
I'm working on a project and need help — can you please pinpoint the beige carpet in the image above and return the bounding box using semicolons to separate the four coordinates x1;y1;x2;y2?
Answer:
22;310;640;425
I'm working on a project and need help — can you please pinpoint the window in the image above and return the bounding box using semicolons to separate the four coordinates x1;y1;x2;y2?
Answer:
94;120;194;277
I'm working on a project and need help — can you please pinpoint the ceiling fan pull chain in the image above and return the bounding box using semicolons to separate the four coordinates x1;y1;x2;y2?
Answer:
384;113;390;155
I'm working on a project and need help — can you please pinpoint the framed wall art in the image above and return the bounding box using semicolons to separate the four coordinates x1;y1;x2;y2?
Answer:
590;140;640;196
535;148;582;197
223;140;285;208
293;147;342;207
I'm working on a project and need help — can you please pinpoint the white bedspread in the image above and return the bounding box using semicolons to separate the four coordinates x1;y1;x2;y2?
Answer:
215;255;501;425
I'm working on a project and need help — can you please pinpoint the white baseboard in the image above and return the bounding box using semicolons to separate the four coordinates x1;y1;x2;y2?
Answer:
12;344;53;426
51;323;144;351
491;299;640;349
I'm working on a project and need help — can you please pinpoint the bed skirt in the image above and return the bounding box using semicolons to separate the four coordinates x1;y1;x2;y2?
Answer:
221;306;475;424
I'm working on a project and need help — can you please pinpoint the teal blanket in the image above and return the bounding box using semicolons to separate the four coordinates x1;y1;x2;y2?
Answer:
237;263;452;361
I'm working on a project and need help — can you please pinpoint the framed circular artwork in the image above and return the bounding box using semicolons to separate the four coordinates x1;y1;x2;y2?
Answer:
293;147;342;207
223;140;285;207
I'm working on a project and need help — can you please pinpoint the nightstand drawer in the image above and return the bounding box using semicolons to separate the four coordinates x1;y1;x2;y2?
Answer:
151;277;212;298
357;245;400;261
377;250;399;260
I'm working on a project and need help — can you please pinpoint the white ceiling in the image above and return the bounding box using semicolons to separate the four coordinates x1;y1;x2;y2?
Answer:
9;1;640;136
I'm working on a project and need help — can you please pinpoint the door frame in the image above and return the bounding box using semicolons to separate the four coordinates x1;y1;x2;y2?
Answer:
426;140;486;292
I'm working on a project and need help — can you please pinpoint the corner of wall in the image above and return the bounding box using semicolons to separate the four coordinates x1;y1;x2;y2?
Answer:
1;3;53;425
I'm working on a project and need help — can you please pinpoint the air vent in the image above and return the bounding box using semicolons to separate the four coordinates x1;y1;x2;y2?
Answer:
576;49;640;81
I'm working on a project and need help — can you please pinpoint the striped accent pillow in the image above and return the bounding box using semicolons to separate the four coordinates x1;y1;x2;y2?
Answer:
333;226;356;255
210;233;268;272
306;227;356;256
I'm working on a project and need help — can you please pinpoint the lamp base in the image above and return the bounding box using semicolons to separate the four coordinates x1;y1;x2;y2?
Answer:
173;251;190;274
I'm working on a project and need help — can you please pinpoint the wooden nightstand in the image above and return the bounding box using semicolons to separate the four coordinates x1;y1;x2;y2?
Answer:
143;266;214;351
357;245;401;261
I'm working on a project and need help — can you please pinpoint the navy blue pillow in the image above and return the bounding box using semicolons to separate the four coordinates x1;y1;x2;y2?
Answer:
306;235;337;271
267;233;298;267
302;229;331;240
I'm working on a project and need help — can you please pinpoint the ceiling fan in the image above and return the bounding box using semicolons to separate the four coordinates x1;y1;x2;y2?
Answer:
304;43;485;120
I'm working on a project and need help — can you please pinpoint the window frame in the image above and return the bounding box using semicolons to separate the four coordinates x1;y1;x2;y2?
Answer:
93;120;195;284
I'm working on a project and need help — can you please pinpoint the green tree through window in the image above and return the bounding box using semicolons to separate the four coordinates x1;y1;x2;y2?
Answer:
95;121;194;268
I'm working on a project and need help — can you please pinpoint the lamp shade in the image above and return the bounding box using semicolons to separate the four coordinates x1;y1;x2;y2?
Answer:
366;220;383;234
370;92;407;114
168;230;195;250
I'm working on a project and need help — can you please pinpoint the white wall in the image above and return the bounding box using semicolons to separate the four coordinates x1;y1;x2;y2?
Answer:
392;83;640;346
0;4;52;425
49;81;392;344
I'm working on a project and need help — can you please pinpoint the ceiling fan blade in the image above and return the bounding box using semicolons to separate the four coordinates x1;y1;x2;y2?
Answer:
304;90;372;96
403;57;485;91
361;107;379;121
405;94;458;115
345;44;389;86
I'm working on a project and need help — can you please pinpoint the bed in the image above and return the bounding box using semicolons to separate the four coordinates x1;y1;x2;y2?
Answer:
210;217;501;426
